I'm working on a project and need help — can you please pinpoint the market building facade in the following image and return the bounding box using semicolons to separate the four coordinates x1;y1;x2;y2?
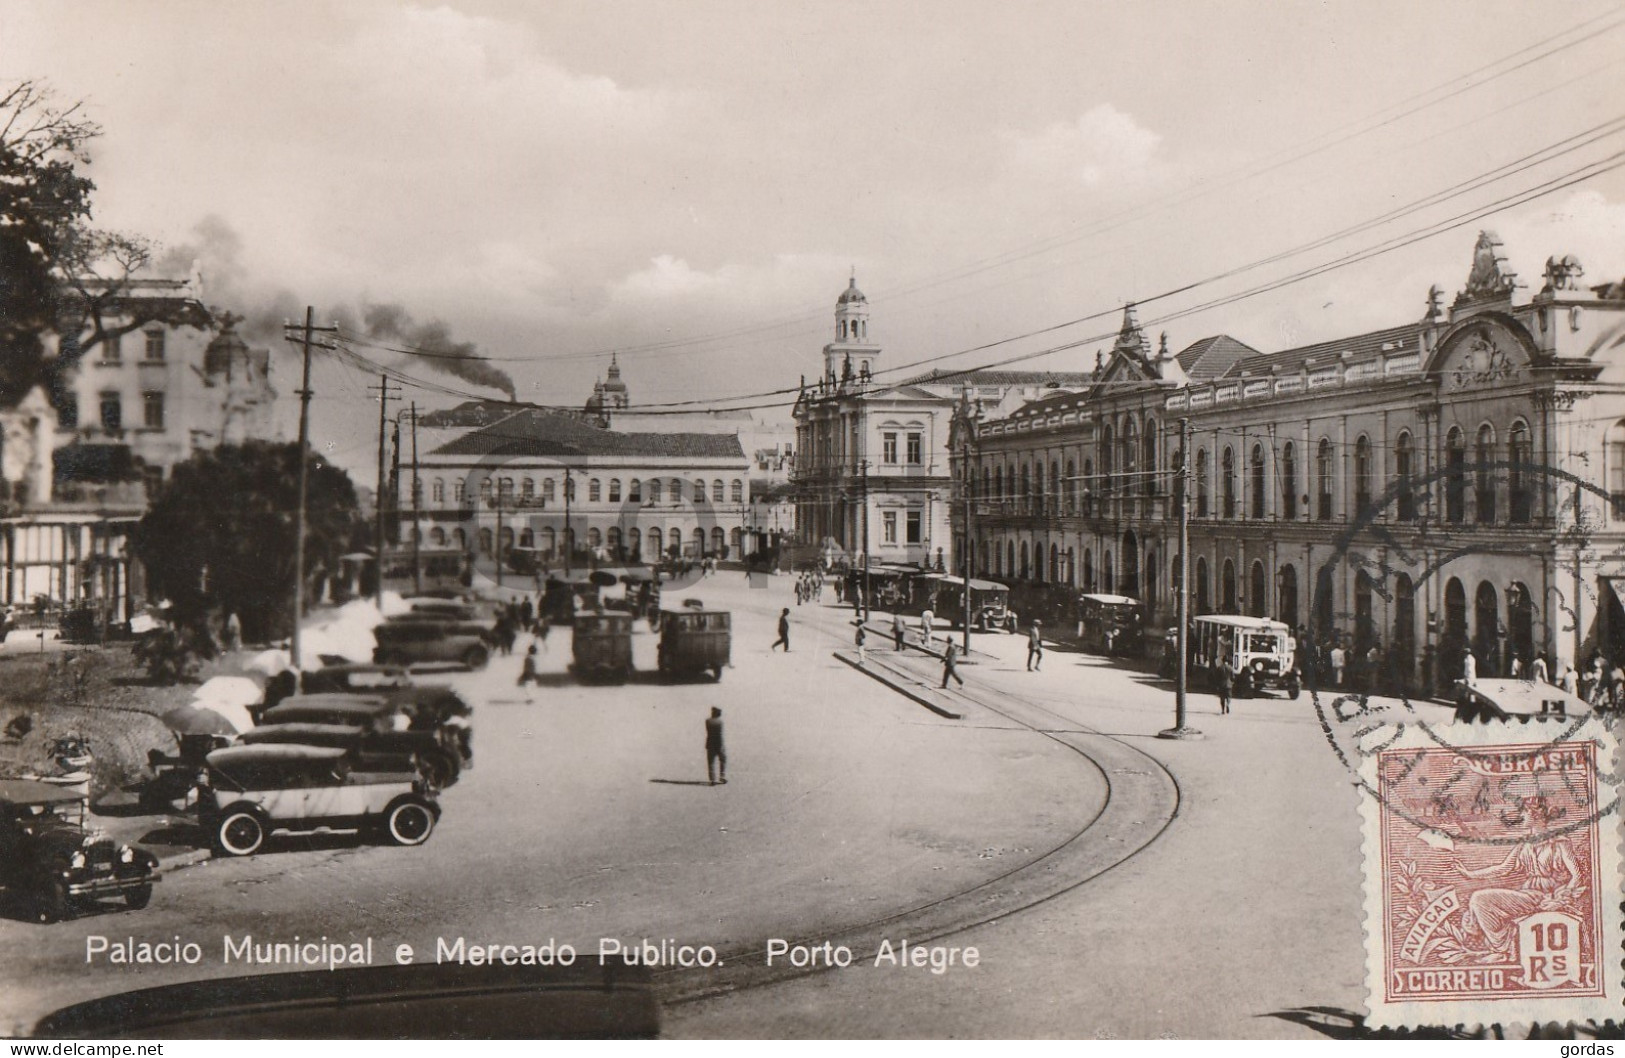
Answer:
962;232;1625;692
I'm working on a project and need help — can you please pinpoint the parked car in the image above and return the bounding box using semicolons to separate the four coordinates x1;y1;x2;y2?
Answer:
1076;593;1144;656
257;691;472;787
373;619;490;669
936;577;1017;632
0;779;159;922
300;663;415;695
656;608;731;681
197;744;439;856
570;611;636;683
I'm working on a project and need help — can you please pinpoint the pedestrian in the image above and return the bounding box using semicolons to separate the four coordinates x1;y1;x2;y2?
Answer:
1560;662;1578;696
1530;654;1549;685
893;613;906;651
1329;640;1346;687
705;707;726;785
1462;649;1477;687
941;641;964;689
1509;653;1523;679
920;608;935;650
772;607;791;652
517;644;539;687
536;614;551;651
855;623;867;666
1218;656;1234;715
222;611;242;652
1026;620;1044;672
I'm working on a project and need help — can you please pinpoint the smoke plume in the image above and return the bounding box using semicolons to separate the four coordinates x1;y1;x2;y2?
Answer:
361;303;517;402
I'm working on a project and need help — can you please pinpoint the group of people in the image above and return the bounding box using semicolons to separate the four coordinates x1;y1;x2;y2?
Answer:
794;570;825;606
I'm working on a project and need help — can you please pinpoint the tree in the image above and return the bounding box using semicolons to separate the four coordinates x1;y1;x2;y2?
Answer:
0;79;98;407
133;442;364;643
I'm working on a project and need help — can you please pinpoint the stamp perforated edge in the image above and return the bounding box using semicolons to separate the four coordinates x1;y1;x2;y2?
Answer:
1359;715;1624;1030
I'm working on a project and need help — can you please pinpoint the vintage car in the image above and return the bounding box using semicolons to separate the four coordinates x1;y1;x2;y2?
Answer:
142;732;232;810
0;779;159;923
258;691;472;787
927;576;1017;632
373;618;490;669
197;744;439;856
656;608;731;681
299;663;415;696
1076;593;1145;656
1165;615;1300;698
570;611;636;683
1453;678;1591;722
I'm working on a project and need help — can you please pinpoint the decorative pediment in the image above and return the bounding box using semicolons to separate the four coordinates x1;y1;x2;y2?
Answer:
1428;315;1537;392
1453;231;1519;308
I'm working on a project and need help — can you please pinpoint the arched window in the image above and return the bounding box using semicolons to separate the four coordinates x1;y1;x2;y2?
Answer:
1083;548;1094;592
1446;427;1466;523
1121;531;1139;596
690;480;703;503
1354;435;1372;517
1020;540;1030;580
607;526;622;555
1250;561;1267;618
1007;540;1016;578
647;527;663;556
1608;421;1625;521
1121;419;1138;500
1394;574;1416;682
1221;559;1237;614
993;467;1003;508
1101;425;1115;497
648;478;661;504
1032;461;1044;512
430;526;447;546
1221;446;1236;519
711;526;726;555
731;479;743;503
453;527;467;551
1475;424;1496;523
587;527;601;548
543;477;556;503
479;477;493;504
1082;459;1094;515
1250;444;1266;519
588;478;602;503
608;478;621;503
1103;550;1114;594
1395;431;1415;521
540;527;555;555
519;528;534;548
1064;459;1076;513
1354;571;1375;654
712;480;724;504
1050;461;1060;513
1474;580;1501;675
1279;564;1299;628
1195;556;1210;615
1034;543;1045;582
1050;543;1059;585
432;478;445;505
1195;449;1209;518
1020;464;1031;511
1316;438;1334;521
1142;418;1158;496
1281;442;1297;519
1508;421;1531;523
629;478;642;503
628;527;642;559
1066;546;1076;587
520;477;534;502
478;527;493;555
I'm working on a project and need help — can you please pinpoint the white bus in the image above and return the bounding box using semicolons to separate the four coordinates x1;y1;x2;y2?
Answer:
1185;615;1299;699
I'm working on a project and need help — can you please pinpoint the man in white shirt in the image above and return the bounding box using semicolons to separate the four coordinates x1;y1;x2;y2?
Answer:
1329;642;1347;687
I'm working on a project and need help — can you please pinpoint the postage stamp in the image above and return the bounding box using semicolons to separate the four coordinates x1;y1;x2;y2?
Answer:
1360;717;1623;1029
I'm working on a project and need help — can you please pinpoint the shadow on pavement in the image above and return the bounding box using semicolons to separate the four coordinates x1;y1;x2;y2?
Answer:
648;778;716;787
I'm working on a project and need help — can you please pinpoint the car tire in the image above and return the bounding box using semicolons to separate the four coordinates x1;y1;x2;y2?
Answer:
33;872;70;924
384;796;437;847
462;645;488;670
124;883;153;911
1287;678;1302;701
215;807;267;857
419;750;458;791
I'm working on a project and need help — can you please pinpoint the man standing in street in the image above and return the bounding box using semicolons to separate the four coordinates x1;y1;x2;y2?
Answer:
772;607;791;652
941;640;964;689
1218;656;1234;715
705;707;726;785
855;622;867;666
920;608;935;650
1329;639;1347;687
1027;619;1044;671
893;612;906;652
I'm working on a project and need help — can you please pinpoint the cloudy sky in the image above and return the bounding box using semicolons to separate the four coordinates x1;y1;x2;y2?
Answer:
5;1;1625;472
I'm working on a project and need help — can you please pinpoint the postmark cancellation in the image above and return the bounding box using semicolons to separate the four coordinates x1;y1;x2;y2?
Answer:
1360;717;1623;1029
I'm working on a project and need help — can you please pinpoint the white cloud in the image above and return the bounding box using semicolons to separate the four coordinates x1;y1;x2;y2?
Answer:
1007;103;1164;187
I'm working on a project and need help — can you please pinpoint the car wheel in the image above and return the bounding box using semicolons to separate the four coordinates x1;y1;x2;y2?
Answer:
384;797;437;846
1287;678;1302;701
462;645;488;669
215;807;266;857
33;873;70;924
124;883;153;911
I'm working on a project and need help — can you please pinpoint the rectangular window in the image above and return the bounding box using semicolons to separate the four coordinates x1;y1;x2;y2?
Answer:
455;481;467;504
907;432;923;465
906;511;923;544
144;330;165;361
882;511;898;544
103;333;122;364
142;391;164;429
59;394;78;431
432;480;445;504
883;432;898;464
99;391;122;431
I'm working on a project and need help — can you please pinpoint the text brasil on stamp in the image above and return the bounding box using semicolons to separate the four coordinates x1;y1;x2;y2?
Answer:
1360;717;1622;1029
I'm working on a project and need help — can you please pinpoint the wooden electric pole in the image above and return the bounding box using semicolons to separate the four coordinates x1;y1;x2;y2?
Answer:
1159;417;1202;740
283;308;337;670
368;378;400;607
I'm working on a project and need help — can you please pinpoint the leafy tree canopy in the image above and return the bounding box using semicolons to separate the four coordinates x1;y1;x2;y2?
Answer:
134;442;363;643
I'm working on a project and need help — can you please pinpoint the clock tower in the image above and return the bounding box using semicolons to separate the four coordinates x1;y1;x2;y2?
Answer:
823;274;880;384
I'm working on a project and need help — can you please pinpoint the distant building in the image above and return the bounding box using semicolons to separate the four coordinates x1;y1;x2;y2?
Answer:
792;274;1093;571
407;407;757;573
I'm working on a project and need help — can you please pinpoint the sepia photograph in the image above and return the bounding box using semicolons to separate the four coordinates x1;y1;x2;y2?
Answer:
1;0;1623;1042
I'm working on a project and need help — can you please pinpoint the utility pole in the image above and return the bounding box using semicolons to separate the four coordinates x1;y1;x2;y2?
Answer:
368;378;400;608
409;402;422;595
283;308;337;670
1160;417;1202;740
562;469;572;576
860;459;870;621
961;384;973;655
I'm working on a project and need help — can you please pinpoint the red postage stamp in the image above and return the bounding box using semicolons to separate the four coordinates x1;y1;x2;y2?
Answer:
1360;719;1622;1028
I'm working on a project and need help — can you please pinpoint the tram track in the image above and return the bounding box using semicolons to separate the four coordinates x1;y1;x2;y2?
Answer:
655;647;1182;1008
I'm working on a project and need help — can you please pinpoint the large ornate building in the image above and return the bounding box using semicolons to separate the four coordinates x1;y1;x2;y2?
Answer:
792;275;1093;570
962;232;1625;691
